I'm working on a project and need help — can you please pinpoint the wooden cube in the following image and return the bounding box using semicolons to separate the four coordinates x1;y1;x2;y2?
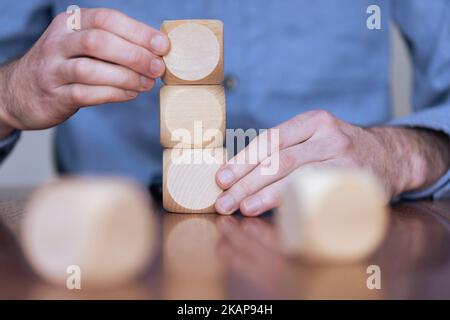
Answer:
276;169;388;263
161;20;224;85
163;148;226;213
160;85;226;148
21;178;157;289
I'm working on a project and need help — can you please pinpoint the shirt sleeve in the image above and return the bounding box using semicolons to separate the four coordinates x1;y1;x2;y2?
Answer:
0;130;21;165
0;1;53;63
390;0;450;200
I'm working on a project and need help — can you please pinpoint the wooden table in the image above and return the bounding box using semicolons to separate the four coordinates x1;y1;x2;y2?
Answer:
0;187;449;299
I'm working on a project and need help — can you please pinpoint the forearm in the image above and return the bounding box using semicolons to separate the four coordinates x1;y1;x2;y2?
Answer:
0;61;18;139
369;126;450;197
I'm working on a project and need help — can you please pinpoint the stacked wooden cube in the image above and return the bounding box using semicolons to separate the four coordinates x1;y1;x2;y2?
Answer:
160;20;226;213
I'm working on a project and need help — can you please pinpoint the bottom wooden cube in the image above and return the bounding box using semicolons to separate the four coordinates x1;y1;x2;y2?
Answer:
163;148;227;213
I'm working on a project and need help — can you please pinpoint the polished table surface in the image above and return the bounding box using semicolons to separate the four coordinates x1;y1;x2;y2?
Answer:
0;187;449;299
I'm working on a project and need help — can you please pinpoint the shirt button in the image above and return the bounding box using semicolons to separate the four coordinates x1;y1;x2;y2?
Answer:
223;74;238;90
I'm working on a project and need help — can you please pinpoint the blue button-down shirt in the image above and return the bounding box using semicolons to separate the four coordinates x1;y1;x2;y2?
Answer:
0;0;449;199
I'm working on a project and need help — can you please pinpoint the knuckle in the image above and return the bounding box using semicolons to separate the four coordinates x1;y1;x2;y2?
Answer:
131;24;151;44
292;113;305;126
128;49;147;69
314;110;337;127
269;132;282;154
53;12;68;25
235;179;254;198
333;132;353;153
278;138;288;151
71;59;88;80
121;73;138;89
80;30;101;54
278;150;297;173
304;109;322;118
70;86;86;105
93;8;117;29
288;114;306;132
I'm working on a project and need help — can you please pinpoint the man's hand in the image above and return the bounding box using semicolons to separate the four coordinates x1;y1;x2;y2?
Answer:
215;110;450;216
0;8;169;137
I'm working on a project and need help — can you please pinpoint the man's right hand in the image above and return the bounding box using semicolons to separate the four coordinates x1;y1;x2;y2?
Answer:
0;8;169;137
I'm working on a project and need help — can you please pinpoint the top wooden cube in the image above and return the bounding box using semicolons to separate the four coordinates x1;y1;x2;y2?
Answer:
161;20;224;85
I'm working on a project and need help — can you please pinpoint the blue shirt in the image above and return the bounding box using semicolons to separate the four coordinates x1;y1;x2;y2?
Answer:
0;0;449;199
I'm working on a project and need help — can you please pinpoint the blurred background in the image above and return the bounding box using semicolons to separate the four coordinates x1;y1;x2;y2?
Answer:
0;24;412;186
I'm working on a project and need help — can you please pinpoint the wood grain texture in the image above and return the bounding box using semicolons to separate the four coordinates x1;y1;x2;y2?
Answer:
161;20;224;85
20;178;157;289
163;148;227;213
276;169;388;263
160;85;226;148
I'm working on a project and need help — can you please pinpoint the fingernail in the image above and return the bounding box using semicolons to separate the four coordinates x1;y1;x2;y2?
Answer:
150;58;164;76
140;76;153;89
216;194;235;214
217;168;234;187
125;90;138;97
150;34;169;53
243;197;262;215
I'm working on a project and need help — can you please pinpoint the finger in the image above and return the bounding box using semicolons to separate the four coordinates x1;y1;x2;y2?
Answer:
64;29;165;78
215;140;329;215
80;8;170;55
58;84;138;107
59;58;154;91
239;179;287;217
216;110;330;189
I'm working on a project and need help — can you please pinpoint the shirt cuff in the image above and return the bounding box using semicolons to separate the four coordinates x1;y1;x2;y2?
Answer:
0;130;21;164
397;169;450;200
388;108;450;200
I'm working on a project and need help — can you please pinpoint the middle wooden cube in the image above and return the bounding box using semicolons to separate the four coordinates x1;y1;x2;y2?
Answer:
160;85;226;148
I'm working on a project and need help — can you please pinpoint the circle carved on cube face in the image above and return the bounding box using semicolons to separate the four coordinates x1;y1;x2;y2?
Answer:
167;150;223;210
164;23;220;81
164;86;224;145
